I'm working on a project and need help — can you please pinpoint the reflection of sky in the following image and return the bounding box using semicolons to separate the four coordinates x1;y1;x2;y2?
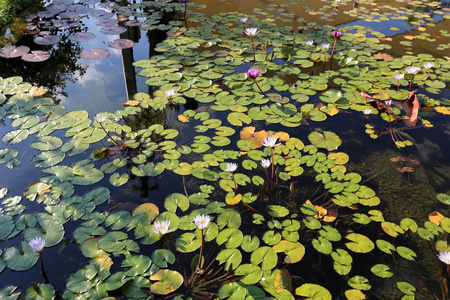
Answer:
340;12;444;36
59;7;139;116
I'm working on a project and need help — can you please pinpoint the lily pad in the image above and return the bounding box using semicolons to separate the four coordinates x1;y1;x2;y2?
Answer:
308;131;342;151
150;269;183;295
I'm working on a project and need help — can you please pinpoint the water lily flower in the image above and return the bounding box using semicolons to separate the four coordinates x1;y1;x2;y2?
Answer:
225;162;238;172
152;220;171;235
305;40;314;46
94;115;107;123
261;159;271;168
164;89;176;98
404;66;420;90
239;17;248;23
320;43;330;50
423;62;434;70
28;236;45;253
262;136;280;148
194;214;210;230
438;251;450;264
245;67;260;80
363;108;372;115
385;100;392;106
404;66;420;74
332;30;343;38
394;73;404;80
181;0;190;2
245;27;259;37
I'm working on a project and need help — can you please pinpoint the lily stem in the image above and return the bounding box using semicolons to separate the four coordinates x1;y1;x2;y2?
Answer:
99;123;122;147
197;229;205;271
39;253;49;284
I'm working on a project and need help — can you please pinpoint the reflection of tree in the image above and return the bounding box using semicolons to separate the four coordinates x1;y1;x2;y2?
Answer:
0;27;86;104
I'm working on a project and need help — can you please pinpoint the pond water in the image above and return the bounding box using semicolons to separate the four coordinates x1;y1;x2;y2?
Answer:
0;0;450;299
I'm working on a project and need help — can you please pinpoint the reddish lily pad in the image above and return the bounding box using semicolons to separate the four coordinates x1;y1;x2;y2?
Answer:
108;39;135;49
81;48;110;60
21;51;51;62
0;46;30;58
68;32;96;42
34;35;61;45
99;26;127;35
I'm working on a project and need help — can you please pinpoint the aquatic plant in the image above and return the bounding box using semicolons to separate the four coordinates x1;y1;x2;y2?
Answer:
0;0;449;299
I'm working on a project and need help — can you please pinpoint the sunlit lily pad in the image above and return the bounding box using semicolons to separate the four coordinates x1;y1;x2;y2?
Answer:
295;283;331;300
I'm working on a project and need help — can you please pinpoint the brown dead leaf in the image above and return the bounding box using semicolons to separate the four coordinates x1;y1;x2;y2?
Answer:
177;115;190;123
28;85;48;97
274;131;290;142
403;35;416;40
373;52;394;62
240;126;268;149
124;100;140;106
429;211;444;225
323;210;338;222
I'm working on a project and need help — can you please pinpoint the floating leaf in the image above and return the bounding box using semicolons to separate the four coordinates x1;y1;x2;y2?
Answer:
308;131;342;151
345;233;374;253
251;246;277;271
150;269;184;295
295;284;331;300
273;240;305;263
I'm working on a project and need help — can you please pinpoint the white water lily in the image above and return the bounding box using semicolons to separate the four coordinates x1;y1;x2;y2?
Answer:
320;43;330;50
385;100;392;106
28;236;45;253
94;115;107;123
262;136;280;148
261;159;271;168
305;40;314;46
394;73;404;80
225;162;238;172
164;89;176;97
423;62;434;69
239;17;248;23
193;214;210;230
438;251;450;264
245;27;259;36
404;66;420;74
363;108;372;115
152;220;171;235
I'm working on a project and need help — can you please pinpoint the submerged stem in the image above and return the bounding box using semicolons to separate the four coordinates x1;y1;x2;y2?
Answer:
39;253;49;284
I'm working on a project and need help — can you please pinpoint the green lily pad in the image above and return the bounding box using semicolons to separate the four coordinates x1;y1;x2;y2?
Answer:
164;193;189;213
150;269;183;295
217;248;242;270
273;240;305;263
308;131;342;151
250;246;277;271
216;228;243;248
3;241;39;271
151;249;175;268
25;283;55;300
396;246;417;260
295;283;331;300
235;264;262;285
0;215;14;240
371;264;393;278
345;233;374;253
348;276;371;291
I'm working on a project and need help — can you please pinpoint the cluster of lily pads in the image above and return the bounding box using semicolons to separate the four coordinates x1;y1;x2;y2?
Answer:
0;0;450;299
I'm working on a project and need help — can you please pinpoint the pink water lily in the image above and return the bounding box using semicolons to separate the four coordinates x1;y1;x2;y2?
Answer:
245;67;260;80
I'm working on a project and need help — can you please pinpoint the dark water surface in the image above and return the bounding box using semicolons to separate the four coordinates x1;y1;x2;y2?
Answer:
0;0;449;299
